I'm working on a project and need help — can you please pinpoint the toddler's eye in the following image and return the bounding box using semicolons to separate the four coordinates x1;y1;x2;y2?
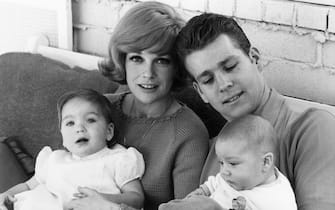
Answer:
87;118;97;123
65;121;74;127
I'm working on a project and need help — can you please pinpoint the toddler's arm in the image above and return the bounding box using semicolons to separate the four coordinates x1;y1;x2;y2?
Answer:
0;176;39;210
102;179;144;209
73;179;144;210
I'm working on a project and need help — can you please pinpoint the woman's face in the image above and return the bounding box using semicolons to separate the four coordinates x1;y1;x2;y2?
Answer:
125;50;175;105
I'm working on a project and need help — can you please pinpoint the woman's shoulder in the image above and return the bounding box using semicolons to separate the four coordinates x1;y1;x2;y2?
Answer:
176;103;208;130
172;103;210;143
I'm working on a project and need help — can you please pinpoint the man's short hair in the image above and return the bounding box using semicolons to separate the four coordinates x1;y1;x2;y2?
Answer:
175;13;251;79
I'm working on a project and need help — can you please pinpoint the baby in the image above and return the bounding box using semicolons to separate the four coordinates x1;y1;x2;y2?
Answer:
0;89;145;210
187;115;297;210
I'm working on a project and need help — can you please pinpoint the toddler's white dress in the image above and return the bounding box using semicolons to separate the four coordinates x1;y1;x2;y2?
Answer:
14;144;145;210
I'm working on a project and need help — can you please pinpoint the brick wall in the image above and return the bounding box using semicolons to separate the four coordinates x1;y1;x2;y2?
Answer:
72;0;335;105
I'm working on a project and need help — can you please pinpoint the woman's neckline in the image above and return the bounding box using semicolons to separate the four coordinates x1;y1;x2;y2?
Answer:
117;92;184;121
128;94;175;118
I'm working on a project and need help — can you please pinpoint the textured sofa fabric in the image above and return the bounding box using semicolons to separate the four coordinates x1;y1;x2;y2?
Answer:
0;53;118;157
0;138;27;191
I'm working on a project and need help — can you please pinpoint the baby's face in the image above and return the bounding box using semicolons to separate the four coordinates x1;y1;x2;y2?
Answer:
60;98;113;157
215;139;266;190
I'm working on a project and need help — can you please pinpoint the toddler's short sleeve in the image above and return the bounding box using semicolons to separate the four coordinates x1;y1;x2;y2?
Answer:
113;147;145;188
34;146;52;184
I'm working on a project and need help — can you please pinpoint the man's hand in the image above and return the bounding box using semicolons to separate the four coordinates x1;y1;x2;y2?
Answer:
0;193;16;210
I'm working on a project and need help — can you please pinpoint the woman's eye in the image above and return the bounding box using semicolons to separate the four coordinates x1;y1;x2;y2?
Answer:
129;55;143;63
156;58;171;65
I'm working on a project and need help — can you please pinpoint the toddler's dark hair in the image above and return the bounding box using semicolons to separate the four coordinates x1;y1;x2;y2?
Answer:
57;89;113;128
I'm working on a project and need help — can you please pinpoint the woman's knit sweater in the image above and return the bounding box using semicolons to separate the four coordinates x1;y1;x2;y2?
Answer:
105;92;209;210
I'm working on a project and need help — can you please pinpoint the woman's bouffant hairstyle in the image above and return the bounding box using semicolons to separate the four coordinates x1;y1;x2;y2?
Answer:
99;1;186;91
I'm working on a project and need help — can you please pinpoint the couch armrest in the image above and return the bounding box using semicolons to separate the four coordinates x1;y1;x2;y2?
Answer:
0;139;28;192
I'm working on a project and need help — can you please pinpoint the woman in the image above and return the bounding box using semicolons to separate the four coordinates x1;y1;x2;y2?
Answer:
65;2;209;210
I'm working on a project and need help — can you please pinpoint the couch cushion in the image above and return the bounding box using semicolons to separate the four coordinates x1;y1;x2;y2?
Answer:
0;53;118;157
3;136;35;176
0;140;28;191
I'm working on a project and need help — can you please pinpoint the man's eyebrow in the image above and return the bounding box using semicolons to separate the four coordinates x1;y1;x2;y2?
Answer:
195;70;212;81
219;55;237;66
195;55;237;81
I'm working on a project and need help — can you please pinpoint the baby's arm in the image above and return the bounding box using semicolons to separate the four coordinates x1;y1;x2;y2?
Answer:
0;176;39;209
186;184;211;198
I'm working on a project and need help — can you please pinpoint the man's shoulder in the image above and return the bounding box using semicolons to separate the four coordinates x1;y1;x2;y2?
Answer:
287;107;335;146
292;107;335;128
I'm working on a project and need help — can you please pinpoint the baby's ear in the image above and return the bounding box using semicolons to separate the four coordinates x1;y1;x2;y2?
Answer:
262;152;274;172
106;122;114;141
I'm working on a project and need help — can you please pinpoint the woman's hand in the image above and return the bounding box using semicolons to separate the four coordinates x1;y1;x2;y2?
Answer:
64;187;121;210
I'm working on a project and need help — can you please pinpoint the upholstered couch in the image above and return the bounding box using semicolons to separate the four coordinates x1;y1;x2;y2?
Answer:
0;52;226;192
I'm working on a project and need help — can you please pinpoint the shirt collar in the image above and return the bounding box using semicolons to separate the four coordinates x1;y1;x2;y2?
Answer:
253;88;285;126
71;146;109;161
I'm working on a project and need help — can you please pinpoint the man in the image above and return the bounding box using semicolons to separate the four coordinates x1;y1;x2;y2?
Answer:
175;13;335;210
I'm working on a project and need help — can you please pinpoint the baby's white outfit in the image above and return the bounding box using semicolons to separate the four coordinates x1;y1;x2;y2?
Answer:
14;144;144;210
205;168;297;210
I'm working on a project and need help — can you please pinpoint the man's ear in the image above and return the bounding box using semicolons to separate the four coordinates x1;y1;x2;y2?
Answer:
193;81;209;103
262;152;274;172
249;47;260;64
106;122;114;141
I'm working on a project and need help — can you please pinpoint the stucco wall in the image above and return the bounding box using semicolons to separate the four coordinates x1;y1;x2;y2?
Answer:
72;0;335;105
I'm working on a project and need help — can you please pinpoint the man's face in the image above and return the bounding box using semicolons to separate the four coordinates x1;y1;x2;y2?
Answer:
184;34;265;121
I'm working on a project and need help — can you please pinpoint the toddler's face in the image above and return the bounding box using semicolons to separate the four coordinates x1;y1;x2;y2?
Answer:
60;97;113;157
215;139;266;190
